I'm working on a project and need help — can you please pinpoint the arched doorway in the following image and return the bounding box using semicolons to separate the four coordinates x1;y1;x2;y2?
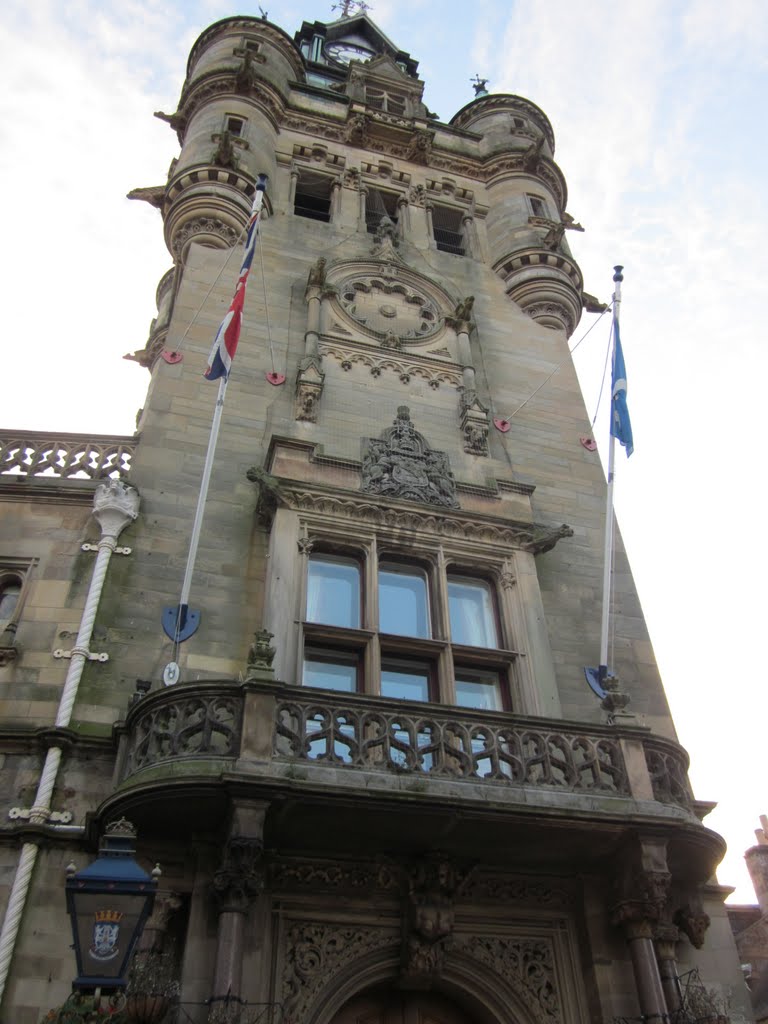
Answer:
330;985;482;1024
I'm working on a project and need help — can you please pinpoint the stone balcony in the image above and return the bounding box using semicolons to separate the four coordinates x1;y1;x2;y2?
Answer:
106;680;721;879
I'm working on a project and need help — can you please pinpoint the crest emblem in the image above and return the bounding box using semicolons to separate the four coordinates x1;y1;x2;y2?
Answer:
89;909;123;962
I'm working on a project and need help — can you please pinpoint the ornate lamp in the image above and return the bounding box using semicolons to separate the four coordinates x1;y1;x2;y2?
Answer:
66;818;159;991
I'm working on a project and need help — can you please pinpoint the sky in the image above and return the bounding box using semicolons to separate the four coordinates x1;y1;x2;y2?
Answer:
1;0;766;903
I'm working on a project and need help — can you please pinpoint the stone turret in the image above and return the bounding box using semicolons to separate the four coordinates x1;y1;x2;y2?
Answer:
450;93;583;336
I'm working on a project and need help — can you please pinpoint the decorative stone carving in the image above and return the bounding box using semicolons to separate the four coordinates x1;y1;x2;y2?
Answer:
282;923;399;1019
372;213;399;252
459;389;490;457
320;342;461;389
294;357;325;422
306;257;327;290
540;222;565;252
408;183;427;206
247;629;275;672
93;480;140;538
271;857;400;893
402;857;466;984
451;295;474;325
612;867;672;928
522;135;546;173
171;217;240;258
457;936;561;1024
583;291;608;314
406;129;434;164
674;905;711;949
644;743;693;808
461;873;574;907
0;434;135;480
245;465;283;524
126;689;243;775
337;275;441;344
599;672;632;723
344;113;371;146
280;484;573;553
275;696;629;794
213;837;264;913
361;407;459;509
211;131;238;170
235;51;262;93
343;166;361;188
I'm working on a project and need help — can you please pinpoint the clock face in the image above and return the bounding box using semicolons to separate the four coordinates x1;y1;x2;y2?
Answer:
325;41;374;65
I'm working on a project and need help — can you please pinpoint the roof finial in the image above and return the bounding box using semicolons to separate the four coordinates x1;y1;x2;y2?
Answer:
471;74;489;97
332;0;371;17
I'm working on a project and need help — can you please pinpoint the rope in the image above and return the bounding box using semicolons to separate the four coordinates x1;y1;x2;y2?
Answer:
591;317;614;428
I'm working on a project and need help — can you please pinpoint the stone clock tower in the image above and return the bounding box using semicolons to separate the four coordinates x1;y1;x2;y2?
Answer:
0;8;751;1024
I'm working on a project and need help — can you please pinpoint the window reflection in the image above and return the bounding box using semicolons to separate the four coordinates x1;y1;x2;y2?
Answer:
455;674;502;711
381;665;430;702
448;577;497;647
307;556;360;628
379;566;429;638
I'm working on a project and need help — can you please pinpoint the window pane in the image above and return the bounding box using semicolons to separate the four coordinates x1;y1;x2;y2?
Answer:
381;667;429;702
455;674;502;711
0;582;20;621
307;557;360;628
379;567;429;637
448;578;498;647
303;656;357;692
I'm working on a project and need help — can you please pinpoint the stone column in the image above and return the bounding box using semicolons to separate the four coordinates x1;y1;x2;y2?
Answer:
654;926;682;1017
612;839;671;1023
209;801;268;1020
288;167;299;208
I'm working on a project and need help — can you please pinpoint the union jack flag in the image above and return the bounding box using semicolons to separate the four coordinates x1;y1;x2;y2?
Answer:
205;180;266;381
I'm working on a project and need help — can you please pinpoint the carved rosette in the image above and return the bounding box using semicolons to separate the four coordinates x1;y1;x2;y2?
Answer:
213;838;264;914
361;407;459;509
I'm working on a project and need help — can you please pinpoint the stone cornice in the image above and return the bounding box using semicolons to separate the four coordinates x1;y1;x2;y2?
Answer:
275;480;572;554
177;69;287;134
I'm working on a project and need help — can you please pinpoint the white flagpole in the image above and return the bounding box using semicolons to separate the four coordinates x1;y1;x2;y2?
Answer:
172;181;267;644
598;265;623;686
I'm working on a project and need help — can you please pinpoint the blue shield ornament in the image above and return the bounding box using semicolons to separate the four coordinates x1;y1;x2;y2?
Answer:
90;915;121;961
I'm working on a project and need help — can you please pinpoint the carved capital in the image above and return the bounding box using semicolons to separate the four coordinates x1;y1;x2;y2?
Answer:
401;856;466;984
92;480;140;540
213;838;264;913
612;868;672;930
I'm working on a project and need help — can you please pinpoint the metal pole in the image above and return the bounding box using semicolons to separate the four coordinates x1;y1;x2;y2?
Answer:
173;180;267;639
598;265;623;682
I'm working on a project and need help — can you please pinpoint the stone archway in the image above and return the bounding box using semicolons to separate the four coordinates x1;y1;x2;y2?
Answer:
329;985;481;1024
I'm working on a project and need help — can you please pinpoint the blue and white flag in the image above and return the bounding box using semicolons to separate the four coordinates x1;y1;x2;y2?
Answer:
611;322;634;457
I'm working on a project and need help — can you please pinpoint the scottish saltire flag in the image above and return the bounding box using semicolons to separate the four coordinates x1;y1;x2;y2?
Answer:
610;322;634;457
204;206;262;382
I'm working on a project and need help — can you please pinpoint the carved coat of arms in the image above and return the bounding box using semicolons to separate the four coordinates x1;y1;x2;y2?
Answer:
361;407;459;509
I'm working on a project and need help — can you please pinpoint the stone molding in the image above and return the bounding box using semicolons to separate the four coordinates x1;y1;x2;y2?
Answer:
319;340;462;389
277;485;573;554
449;94;556;151
0;432;135;481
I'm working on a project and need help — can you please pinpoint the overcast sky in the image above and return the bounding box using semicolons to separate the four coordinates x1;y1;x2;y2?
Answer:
1;0;766;902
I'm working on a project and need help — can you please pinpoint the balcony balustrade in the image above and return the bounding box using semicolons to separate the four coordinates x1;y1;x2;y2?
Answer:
0;430;135;480
115;681;693;814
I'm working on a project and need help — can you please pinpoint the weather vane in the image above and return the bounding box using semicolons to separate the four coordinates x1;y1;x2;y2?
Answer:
332;0;372;17
471;74;489;97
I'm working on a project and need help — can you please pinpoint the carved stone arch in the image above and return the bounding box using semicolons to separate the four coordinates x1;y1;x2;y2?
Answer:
302;942;542;1024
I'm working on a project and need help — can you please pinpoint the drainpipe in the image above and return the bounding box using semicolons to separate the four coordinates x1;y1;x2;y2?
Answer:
0;480;139;1008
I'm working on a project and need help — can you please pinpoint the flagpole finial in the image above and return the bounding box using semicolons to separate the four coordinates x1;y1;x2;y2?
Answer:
613;265;624;282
